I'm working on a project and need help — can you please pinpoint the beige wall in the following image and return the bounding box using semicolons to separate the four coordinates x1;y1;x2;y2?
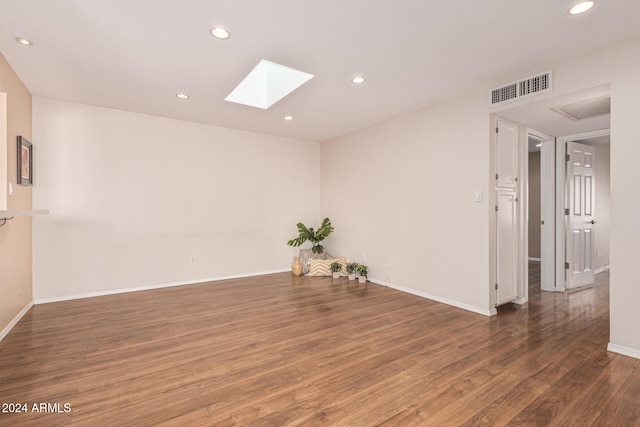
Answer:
32;98;321;300
0;53;33;336
528;151;541;259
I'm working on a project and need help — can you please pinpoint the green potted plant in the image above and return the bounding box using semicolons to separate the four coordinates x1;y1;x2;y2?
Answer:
357;264;368;284
330;261;342;278
346;262;359;281
287;218;334;255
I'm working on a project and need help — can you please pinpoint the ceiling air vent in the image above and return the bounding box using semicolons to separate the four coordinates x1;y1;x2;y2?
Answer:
490;70;553;106
550;96;610;121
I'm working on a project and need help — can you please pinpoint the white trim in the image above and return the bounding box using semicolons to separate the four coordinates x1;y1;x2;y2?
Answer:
0;300;33;342
525;128;554;299
34;269;289;305
370;278;495;317
32;271;494;316
608;343;640;360
594;265;610;275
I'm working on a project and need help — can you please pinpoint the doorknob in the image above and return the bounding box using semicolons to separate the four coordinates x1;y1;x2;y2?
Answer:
587;220;596;224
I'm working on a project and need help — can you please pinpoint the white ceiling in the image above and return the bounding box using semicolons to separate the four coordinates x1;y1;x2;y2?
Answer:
1;1;639;142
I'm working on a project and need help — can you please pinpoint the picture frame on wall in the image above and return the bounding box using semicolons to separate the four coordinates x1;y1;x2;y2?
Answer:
17;135;33;186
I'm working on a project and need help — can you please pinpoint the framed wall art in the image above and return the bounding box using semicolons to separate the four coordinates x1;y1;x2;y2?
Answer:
17;135;33;186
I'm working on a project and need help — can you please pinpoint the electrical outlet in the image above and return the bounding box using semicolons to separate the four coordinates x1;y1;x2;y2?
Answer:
362;253;367;263
596;250;600;258
190;256;196;265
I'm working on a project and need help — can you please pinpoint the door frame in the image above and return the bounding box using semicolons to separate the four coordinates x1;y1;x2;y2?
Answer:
525;129;555;293
555;128;610;291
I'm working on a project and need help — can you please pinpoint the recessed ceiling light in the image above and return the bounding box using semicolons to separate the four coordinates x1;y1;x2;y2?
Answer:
569;1;594;15
15;37;33;46
210;27;231;40
176;93;190;99
351;76;366;84
284;115;293;121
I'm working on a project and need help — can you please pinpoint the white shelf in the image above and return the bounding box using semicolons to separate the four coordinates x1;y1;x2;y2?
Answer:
0;209;49;219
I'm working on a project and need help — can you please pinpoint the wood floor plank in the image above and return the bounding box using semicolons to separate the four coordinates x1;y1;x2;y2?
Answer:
0;265;638;426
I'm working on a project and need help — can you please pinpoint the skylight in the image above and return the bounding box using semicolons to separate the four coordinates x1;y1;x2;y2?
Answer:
224;60;314;109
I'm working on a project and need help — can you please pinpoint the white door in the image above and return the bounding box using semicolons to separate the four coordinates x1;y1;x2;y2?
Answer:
566;141;596;289
496;191;518;305
494;118;519;306
495;119;518;190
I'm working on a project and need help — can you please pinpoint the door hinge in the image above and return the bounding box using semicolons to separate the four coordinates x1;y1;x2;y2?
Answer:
514;177;519;183
496;127;499;134
565;208;570;215
495;283;499;290
565;262;570;270
495;173;499;180
515;197;519;202
495;205;499;212
566;154;570;162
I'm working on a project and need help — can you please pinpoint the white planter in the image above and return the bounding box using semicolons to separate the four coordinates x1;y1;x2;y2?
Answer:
358;276;366;284
348;274;356;281
332;272;340;279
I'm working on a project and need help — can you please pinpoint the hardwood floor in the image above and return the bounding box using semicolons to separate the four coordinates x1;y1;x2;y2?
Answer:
0;267;638;426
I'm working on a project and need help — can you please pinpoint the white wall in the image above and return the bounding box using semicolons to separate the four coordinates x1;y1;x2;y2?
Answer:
322;35;640;356
30;36;640;357
321;92;491;314
607;46;640;357
33;98;320;300
505;38;640;355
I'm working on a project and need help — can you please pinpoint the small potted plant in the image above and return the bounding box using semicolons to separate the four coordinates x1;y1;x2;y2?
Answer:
346;263;359;281
330;261;342;278
357;264;368;284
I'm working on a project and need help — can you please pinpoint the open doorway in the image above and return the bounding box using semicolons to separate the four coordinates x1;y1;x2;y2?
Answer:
528;136;542;288
526;130;554;294
526;130;610;294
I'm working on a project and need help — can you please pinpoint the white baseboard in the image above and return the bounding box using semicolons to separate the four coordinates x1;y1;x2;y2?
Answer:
595;265;610;275
370;278;494;317
528;257;541;262
608;343;640;360
34;269;290;305
0;300;34;343
32;271;494;318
